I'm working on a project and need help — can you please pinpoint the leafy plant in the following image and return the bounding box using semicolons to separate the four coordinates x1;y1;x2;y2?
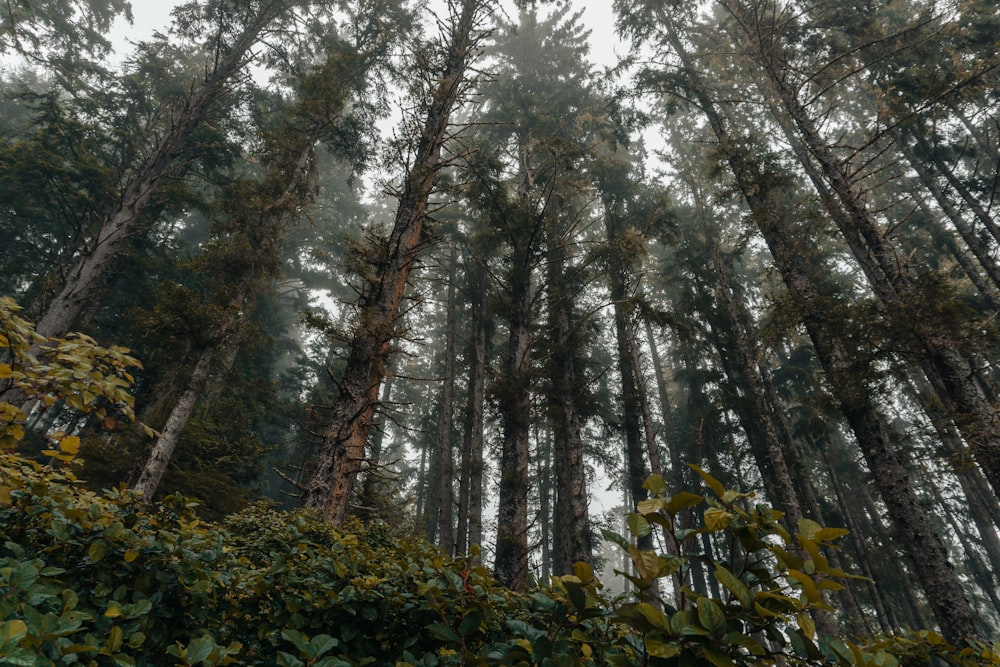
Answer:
0;296;146;453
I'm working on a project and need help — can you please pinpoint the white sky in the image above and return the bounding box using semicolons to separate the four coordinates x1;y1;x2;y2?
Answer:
112;1;627;68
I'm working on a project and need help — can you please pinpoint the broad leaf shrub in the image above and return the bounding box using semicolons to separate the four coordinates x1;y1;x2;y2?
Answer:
2;457;998;666
0;296;146;454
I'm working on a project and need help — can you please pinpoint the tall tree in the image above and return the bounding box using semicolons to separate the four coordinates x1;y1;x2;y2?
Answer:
24;0;301;346
615;0;985;642
302;0;487;526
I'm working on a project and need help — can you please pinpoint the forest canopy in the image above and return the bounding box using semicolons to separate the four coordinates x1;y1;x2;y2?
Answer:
2;0;1000;661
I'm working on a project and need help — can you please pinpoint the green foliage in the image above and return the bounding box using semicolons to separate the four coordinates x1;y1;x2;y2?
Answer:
594;467;999;667
2;444;996;666
0;453;228;665
0;296;145;453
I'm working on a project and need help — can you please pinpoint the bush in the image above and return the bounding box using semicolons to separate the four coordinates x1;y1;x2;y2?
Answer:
2;454;997;666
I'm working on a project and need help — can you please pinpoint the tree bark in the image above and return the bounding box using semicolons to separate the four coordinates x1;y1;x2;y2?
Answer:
456;252;487;559
435;248;458;555
302;0;481;526
725;0;1000;503
494;215;535;590
31;0;289;342
546;218;593;575
659;6;983;642
132;131;318;502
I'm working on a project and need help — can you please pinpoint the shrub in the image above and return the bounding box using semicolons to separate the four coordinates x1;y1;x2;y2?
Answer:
1;455;998;666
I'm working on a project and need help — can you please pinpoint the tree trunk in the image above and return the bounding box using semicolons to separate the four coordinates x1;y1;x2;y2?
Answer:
900;135;1000;295
546;219;593;575
456;253;487;559
604;218;654;557
302;0;481;526
435;248;458;555
31;0;288;342
494;224;534;590
726;0;1000;503
822;436;897;633
132;133;318;502
133;341;223;501
660;6;983;642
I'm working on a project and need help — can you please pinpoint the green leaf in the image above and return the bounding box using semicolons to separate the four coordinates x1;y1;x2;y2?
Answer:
310;634;338;659
689;464;725;497
797;518;822;540
671;610;709;636
458;609;484;636
714;564;752;608
563;580;587;612
426;622;460;643
88;541;107;563
643;473;668;495
601;529;629;551
635;602;671;631
627;513;651;539
644;632;680;658
701;646;735;667
696;598;727;638
184;636;216;664
281;629;311;654
277;652;306;667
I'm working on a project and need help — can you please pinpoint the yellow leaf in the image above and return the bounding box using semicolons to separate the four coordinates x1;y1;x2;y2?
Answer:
689;464;725;498
59;436;81;455
704;508;733;531
628;544;661;580
124;549;139;563
787;569;821;603
572;561;594;583
637;498;664;514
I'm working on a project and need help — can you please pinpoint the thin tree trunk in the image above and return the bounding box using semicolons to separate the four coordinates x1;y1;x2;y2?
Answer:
601;212;655;560
901;135;1000;295
133;342;223;501
31;0;288;342
302;0;481;526
494;224;534;590
435;248;458;555
538;424;552;581
913;129;1000;246
546;222;593;575
822;437;896;633
456;253;487;559
662;6;983;642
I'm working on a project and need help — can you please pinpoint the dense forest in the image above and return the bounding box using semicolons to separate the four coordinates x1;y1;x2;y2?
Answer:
2;0;1000;663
